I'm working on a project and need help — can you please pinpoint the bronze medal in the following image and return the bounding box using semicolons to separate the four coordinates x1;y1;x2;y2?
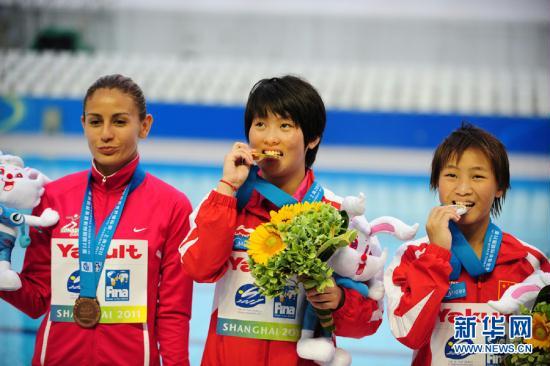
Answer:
73;297;101;328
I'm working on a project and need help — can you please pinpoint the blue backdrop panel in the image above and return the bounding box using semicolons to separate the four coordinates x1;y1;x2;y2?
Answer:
1;96;549;154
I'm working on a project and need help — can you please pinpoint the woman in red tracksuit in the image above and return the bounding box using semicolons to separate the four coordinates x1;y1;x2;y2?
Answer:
179;75;382;365
384;123;550;366
0;74;194;366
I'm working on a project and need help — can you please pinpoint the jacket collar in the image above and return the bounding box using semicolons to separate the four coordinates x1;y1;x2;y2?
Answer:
245;169;316;219
495;233;528;265
292;169;315;202
91;155;140;191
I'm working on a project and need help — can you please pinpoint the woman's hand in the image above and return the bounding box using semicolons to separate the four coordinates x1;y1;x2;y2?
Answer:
426;205;461;250
217;142;255;196
305;279;344;311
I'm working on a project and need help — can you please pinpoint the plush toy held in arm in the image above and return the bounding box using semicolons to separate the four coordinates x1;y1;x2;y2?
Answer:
297;193;419;366
489;270;550;314
0;152;59;291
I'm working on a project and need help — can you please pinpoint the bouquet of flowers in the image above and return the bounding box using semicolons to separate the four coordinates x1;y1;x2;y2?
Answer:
503;300;550;366
247;201;357;331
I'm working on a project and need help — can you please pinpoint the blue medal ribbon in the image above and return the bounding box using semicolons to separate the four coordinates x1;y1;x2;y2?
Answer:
448;220;503;282
236;165;324;210
78;166;145;299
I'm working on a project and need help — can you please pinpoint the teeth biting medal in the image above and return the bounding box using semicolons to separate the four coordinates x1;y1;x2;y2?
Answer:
252;150;282;161
449;201;472;216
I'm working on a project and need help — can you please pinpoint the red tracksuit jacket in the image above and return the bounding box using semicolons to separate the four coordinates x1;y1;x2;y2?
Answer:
179;170;382;366
0;157;194;366
385;233;550;366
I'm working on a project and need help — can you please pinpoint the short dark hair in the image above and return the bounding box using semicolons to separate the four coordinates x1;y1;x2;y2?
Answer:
430;123;510;216
83;74;147;120
244;75;326;168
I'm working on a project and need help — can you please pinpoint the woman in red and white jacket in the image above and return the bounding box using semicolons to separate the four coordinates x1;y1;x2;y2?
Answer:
384;124;549;366
0;74;193;366
179;75;382;365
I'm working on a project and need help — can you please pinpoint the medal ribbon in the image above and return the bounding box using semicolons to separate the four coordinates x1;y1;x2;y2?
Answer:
236;165;324;209
448;220;502;281
78;166;145;298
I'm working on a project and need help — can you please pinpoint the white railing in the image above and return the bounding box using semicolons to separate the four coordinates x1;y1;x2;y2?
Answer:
1;49;549;117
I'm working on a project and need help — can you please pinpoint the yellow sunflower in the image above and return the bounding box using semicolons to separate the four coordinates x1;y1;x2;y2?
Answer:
270;201;324;225
525;313;550;350
247;224;286;265
269;205;296;225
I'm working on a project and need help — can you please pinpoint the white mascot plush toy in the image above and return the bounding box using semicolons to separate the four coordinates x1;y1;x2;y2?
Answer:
0;151;59;290
297;193;419;366
489;270;550;314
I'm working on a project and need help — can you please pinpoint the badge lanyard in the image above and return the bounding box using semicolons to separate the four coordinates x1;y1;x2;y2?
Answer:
448;220;503;281
78;166;145;299
236;165;324;210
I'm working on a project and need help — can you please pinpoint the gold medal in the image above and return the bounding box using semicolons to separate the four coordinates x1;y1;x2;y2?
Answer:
73;297;101;328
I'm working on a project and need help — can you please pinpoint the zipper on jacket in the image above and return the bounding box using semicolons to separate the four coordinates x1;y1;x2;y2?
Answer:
265;340;270;366
103;187;111;229
476;275;483;302
94;178;103;361
92;321;97;366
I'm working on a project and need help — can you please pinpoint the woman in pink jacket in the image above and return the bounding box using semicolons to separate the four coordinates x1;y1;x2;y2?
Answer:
1;74;194;365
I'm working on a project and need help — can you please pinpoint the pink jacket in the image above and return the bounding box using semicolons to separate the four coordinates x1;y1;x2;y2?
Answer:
0;157;194;366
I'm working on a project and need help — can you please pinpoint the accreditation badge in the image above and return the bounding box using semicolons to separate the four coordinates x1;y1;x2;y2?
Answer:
50;238;148;324
216;250;306;341
431;303;508;366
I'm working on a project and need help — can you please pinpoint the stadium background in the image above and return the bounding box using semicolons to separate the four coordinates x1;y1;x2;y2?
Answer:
0;1;549;364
